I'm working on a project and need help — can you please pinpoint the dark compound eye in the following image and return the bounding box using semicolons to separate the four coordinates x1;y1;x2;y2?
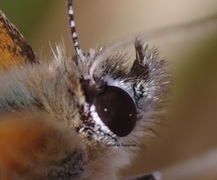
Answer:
94;86;137;137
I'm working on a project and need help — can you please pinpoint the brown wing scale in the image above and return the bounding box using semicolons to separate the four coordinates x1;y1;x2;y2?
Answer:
0;11;37;69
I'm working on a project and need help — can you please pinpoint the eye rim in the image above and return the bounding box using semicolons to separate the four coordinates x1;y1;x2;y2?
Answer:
80;77;138;138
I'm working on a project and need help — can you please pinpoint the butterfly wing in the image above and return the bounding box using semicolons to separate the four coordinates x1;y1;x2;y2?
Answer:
0;11;37;69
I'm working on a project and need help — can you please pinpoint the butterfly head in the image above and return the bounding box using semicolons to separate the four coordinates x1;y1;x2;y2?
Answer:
64;0;169;146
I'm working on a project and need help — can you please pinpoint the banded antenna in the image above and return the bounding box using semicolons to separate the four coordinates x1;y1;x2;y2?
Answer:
66;0;83;58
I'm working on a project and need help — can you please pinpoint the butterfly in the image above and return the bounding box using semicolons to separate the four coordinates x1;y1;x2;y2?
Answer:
0;0;171;179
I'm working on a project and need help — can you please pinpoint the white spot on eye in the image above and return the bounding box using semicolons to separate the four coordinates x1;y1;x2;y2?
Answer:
129;113;132;117
104;108;108;112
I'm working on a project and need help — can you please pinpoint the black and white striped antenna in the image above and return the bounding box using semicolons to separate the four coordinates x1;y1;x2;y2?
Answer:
66;0;83;58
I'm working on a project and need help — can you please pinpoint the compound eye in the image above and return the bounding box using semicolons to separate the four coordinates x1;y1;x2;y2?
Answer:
94;86;137;137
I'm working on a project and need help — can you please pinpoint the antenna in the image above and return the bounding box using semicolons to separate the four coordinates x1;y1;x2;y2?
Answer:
66;0;83;58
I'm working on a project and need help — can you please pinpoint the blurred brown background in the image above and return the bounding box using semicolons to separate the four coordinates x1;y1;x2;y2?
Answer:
1;0;217;179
